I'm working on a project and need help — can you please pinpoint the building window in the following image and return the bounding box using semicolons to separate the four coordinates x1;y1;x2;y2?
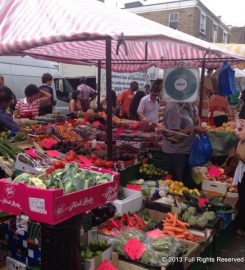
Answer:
223;31;228;43
213;24;218;42
169;12;179;30
200;13;206;34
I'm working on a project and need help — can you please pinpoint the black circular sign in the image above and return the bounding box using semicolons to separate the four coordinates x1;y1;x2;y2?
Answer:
165;68;198;101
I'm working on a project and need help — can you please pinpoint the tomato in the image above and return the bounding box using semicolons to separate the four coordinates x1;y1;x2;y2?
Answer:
100;160;106;168
105;161;114;168
90;154;97;160
93;159;101;167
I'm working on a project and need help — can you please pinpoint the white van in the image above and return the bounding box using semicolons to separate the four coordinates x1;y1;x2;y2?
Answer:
0;56;74;113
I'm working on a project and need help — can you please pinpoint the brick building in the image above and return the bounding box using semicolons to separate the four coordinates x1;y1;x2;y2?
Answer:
230;27;245;44
124;0;231;43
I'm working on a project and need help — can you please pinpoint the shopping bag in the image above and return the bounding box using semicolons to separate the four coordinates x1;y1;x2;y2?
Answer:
189;133;213;167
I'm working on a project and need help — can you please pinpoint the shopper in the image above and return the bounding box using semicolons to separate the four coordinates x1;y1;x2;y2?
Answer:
14;84;51;119
0;86;19;132
144;83;151;95
234;119;245;236
100;90;120;115
69;90;82;115
118;81;139;118
137;85;161;123
77;77;97;112
39;73;55;115
129;90;145;120
162;102;206;186
209;91;230;127
0;75;17;113
239;89;245;119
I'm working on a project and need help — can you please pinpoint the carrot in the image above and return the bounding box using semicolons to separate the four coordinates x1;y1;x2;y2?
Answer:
173;213;177;227
176;219;190;227
175;234;186;239
172;227;186;233
165;231;175;236
163;226;177;231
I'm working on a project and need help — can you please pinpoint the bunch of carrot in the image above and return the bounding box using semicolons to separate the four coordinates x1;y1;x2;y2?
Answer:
162;213;203;242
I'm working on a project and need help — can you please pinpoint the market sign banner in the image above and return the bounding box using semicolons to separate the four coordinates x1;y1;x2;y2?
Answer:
101;67;158;95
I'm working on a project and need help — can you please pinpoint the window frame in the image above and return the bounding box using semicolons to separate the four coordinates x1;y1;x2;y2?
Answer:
168;12;179;30
200;13;206;34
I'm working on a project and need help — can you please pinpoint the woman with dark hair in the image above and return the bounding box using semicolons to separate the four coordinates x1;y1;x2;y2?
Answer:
129;90;145;120
101;90;120;115
209;90;230;127
69;90;82;114
14;84;51;119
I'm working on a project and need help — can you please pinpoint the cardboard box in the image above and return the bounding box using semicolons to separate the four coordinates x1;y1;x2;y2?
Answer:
226;192;239;198
111;252;166;270
0;166;119;225
82;246;113;270
202;179;227;195
180;239;200;270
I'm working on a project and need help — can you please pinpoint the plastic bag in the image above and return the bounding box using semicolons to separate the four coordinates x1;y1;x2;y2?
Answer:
189;134;213;167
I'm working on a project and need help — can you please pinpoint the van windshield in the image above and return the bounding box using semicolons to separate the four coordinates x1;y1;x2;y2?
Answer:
54;78;74;103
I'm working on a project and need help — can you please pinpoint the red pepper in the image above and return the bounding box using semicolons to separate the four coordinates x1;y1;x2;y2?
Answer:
133;213;145;229
125;214;136;227
108;218;121;229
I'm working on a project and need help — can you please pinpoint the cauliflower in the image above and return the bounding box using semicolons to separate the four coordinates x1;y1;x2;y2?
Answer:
187;216;197;226
196;216;208;228
187;207;197;215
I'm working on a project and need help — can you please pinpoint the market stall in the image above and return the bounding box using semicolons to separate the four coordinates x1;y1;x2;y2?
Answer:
0;1;245;270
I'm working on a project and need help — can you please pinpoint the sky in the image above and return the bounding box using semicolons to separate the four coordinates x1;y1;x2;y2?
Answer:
107;0;245;27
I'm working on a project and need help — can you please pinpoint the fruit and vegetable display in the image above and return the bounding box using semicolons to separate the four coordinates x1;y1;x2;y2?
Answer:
139;163;168;179
99;213;152;236
13;162;113;193
165;180;201;196
182;191;233;212
179;207;216;229
80;240;109;260
0;140;23;161
113;227;183;267
162;213;204;242
53;125;81;141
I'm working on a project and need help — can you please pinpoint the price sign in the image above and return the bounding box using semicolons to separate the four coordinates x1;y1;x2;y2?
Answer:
147;229;166;239
123;238;145;260
96;260;117;270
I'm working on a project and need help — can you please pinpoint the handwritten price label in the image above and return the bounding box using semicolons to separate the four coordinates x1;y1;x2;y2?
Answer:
96;260;117;270
124;238;145;260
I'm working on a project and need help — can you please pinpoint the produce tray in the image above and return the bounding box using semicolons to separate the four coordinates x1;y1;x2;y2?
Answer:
0;166;120;225
143;199;172;213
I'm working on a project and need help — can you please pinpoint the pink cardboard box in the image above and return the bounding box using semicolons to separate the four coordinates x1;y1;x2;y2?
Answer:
0;166;120;225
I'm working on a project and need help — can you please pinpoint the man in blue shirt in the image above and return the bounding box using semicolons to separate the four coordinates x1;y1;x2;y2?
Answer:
0;86;19;132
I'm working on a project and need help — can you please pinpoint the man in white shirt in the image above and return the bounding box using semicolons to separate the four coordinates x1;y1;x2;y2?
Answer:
137;84;161;123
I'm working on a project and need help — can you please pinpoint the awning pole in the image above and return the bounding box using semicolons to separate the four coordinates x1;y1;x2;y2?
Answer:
105;37;113;160
97;60;101;110
199;52;208;117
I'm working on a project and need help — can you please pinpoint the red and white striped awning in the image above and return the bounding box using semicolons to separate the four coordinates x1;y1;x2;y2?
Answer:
0;0;244;72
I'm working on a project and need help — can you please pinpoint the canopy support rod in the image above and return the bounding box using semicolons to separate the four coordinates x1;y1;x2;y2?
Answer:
199;51;208;117
145;42;148;60
105;37;113;160
97;60;101;110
